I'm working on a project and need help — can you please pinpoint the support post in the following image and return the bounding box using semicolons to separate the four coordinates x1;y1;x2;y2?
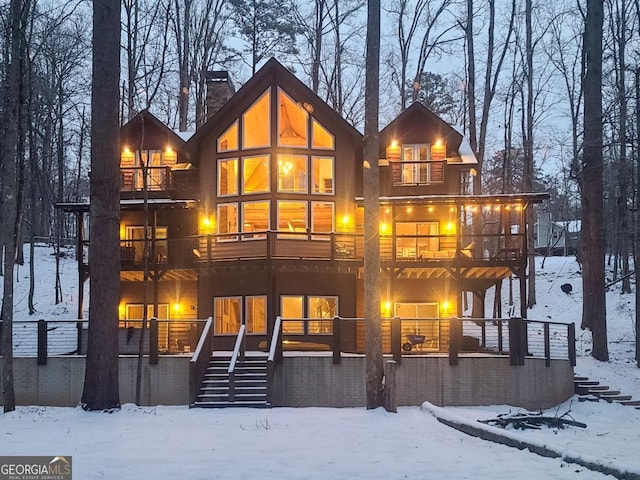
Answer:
568;323;576;366
332;316;341;364
508;317;525;366
391;317;401;364
449;318;461;366
383;360;397;413
149;317;158;365
37;319;47;365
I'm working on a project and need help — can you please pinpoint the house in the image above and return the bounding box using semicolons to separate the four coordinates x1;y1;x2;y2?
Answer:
112;59;571;409
534;210;580;256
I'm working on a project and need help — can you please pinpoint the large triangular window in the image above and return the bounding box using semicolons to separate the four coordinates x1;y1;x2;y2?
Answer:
312;119;334;150
278;89;308;147
242;90;271;149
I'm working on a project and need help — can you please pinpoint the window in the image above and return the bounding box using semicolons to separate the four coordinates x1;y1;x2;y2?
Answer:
278;89;308;147
311;156;334;194
312;119;334;149
311;202;334;239
245;296;267;334
217;203;238;241
278;201;307;238
281;296;304;334
243;155;270;194
396;144;444;185
214;297;242;335
242;201;269;239
308;296;336;334
396;222;439;259
218;158;238;196
124;226;168;263
218;121;239;152
277;154;307;193
242;90;270;149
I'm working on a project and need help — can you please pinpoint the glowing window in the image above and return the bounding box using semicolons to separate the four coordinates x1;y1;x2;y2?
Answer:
246;296;267;334
217;121;239;152
217;158;238;197
281;296;303;334
214;297;242;335
277;154;307;193
311;156;334;194
216;203;238;241
278;201;307;239
242;155;270;194
242;90;270;149
308;296;337;334
312;119;334;149
311;202;334;239
242;201;269;239
278;89;308;147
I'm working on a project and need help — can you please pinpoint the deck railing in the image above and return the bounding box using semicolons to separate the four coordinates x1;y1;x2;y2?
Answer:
2;316;575;370
118;230;527;268
189;317;214;405
121;166;174;192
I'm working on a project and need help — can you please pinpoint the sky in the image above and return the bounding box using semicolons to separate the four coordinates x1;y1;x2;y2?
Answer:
1;245;639;479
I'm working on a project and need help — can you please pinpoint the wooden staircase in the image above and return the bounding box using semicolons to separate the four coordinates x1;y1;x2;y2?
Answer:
574;375;640;408
192;354;271;408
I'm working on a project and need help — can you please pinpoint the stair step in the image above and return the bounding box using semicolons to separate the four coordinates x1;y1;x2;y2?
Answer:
573;375;589;382
192;401;271;409
619;400;640;407
607;395;633;402
578;394;600;402
575;381;600;386
594;390;620;396
586;385;609;391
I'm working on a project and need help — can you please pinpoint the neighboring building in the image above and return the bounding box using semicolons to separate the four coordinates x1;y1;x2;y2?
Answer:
534;210;580;256
117;59;547;354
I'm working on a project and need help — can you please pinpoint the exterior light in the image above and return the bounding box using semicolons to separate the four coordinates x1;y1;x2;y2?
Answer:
118;303;125;319
470;168;477;177
427;206;434;213
385;207;391;214
434;138;443;147
173;303;181;313
406;206;413;214
123;147;131;154
341;214;350;226
445;222;455;234
442;300;450;311
201;216;215;234
449;206;456;213
119;223;126;240
381;301;392;317
380;223;389;235
391;139;398;148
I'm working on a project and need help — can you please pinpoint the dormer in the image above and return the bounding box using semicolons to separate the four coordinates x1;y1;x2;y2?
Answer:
378;103;477;197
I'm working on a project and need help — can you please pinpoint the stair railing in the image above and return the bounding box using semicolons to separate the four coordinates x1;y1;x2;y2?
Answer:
227;324;246;402
189;317;214;405
266;316;283;404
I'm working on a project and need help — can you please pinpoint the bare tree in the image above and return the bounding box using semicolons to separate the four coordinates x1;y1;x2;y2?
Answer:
81;0;121;410
579;0;608;361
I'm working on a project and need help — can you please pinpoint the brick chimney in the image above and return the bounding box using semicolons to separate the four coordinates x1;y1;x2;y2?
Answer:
205;71;235;120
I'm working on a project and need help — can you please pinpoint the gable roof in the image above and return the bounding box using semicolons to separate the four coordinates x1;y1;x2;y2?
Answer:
121;110;187;151
379;102;476;164
187;58;362;148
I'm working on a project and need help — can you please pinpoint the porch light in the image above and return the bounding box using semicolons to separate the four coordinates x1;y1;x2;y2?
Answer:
341;214;350;226
118;303;125;319
427;206;434;213
514;203;522;211
119;223;126;240
201;216;215;234
385;207;391;214
379;222;389;235
173;303;181;313
449;206;456;213
391;139;398;148
445;222;455;234
406;206;413;214
381;301;392;317
434;138;443;147
123;147;131;154
165;146;173;153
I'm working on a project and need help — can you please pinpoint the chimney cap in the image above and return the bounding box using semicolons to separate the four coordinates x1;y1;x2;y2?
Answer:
205;70;230;82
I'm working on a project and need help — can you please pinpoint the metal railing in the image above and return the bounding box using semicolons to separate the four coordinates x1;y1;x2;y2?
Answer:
227;324;246;402
189;317;214;405
121;166;175;192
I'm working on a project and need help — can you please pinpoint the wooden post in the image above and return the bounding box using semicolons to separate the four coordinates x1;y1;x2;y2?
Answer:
37;319;47;365
544;322;551;367
332;316;341;364
383;360;397;413
448;318;461;366
508;318;524;366
391;317;401;364
149;317;158;365
568;323;576;366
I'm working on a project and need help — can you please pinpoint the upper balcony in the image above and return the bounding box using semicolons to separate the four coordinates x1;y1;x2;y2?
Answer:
119;229;527;273
121;166;175;195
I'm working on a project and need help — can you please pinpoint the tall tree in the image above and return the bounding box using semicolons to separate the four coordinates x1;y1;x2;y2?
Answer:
81;0;121;410
579;0;608;361
1;0;31;414
364;0;383;410
229;0;301;75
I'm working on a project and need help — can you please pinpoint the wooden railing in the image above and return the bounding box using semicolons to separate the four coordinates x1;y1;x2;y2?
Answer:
118;230;526;267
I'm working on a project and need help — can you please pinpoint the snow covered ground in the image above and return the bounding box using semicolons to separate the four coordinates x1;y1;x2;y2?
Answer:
1;243;640;479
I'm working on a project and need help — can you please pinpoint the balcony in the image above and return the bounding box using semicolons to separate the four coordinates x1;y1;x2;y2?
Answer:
119;230;526;270
121;167;175;194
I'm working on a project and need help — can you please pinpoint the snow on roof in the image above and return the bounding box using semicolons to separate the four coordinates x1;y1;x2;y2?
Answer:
452;125;478;165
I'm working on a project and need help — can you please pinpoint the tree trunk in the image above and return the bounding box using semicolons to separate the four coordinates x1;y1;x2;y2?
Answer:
364;0;383;410
580;0;608;361
81;0;121;410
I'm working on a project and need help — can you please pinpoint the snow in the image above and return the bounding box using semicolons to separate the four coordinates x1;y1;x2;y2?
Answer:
2;244;640;479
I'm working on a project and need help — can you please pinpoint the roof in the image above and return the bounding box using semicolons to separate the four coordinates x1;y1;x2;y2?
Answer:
187;58;362;148
121;110;187;150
